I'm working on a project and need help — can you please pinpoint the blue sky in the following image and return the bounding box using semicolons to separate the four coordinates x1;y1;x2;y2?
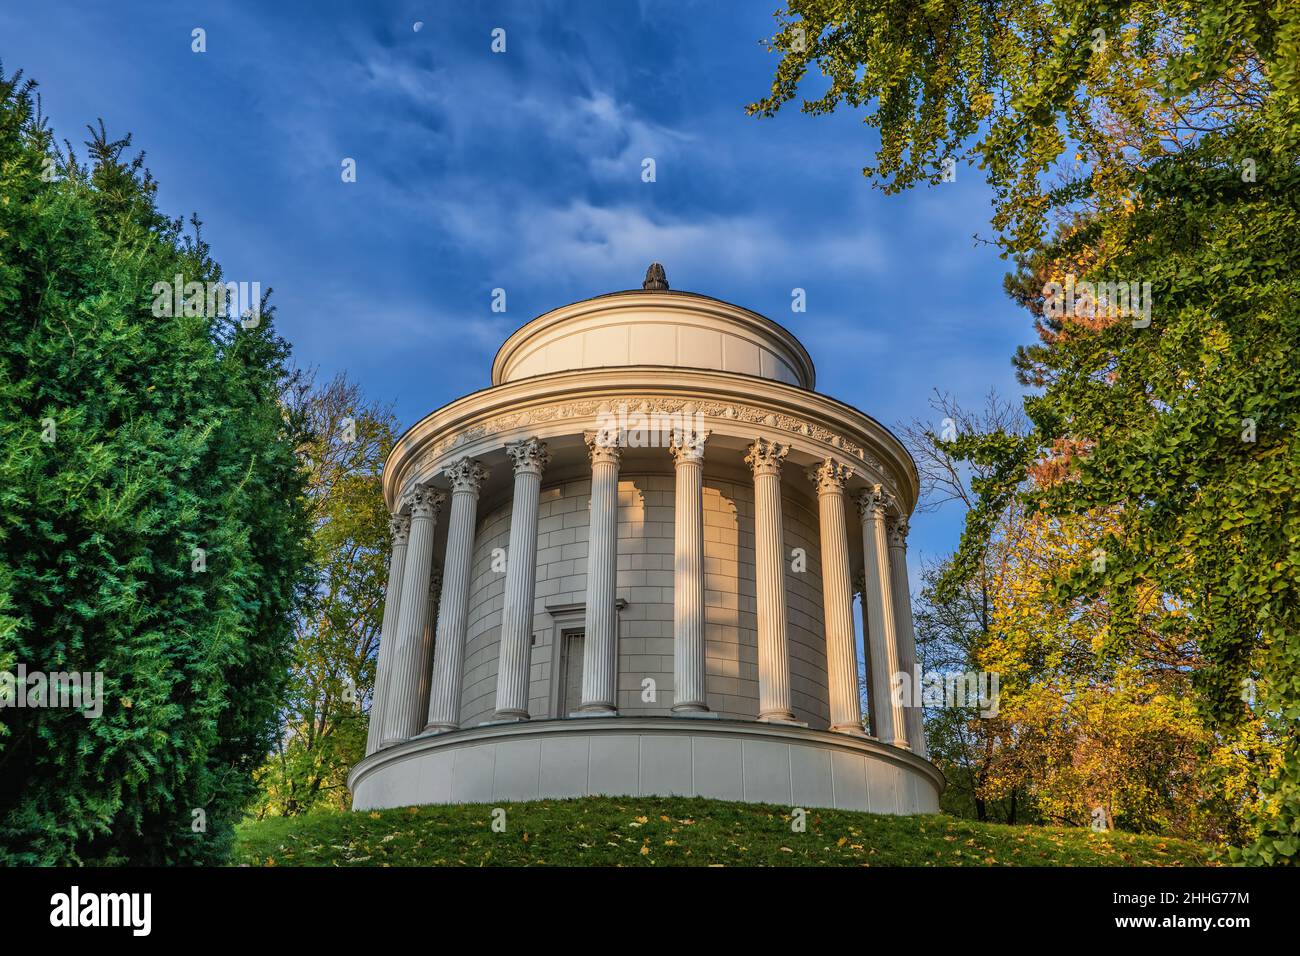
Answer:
4;0;1030;573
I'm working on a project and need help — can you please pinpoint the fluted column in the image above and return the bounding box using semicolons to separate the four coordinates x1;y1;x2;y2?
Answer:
853;569;876;738
746;436;795;723
858;485;908;748
578;431;621;714
379;487;444;747
367;512;411;756
415;568;441;726
493;439;549;721
424;457;489;732
809;459;864;735
888;515;927;757
669;429;710;713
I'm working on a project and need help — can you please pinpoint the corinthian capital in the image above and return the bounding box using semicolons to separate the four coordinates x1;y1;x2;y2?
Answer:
668;428;710;465
389;512;411;545
856;484;894;521
506;437;550;477
807;457;853;496
585;429;623;467
887;514;910;549
405;485;445;520
744;436;789;477
444;457;489;496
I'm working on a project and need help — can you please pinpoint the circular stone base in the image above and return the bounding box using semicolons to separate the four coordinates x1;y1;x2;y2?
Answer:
349;717;943;815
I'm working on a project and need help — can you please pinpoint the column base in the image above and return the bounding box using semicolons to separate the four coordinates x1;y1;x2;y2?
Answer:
829;723;870;738
672;710;720;719
420;722;459;735
569;706;617;718
670;697;712;712
758;714;808;728
481;714;529;726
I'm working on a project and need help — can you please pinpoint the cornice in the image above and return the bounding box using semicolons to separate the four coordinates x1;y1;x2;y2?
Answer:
384;366;919;515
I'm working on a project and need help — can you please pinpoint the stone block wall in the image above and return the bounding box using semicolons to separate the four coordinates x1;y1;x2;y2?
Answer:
457;471;830;727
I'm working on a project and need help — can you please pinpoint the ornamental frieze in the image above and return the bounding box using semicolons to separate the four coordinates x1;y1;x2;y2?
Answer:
405;396;897;493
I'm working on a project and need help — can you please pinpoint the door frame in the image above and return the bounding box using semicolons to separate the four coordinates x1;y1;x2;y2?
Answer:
544;599;626;718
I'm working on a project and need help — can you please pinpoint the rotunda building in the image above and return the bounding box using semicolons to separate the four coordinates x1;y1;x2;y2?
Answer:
349;265;942;814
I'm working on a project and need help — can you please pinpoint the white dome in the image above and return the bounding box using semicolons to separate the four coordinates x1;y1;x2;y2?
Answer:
492;269;816;389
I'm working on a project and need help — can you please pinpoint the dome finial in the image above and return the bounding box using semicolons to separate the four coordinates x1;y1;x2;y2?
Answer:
643;262;669;291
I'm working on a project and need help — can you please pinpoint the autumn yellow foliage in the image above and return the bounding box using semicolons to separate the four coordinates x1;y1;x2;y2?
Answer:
974;505;1271;843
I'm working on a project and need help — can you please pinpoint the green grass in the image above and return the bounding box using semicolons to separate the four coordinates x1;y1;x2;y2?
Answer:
234;797;1215;866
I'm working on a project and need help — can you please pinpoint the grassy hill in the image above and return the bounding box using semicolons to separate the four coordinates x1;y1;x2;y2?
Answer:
234;796;1215;866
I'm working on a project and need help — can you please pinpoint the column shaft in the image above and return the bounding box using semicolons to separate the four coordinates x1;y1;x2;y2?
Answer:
809;459;863;734
366;513;410;756
425;458;488;732
494;439;548;720
670;430;710;713
859;485;908;748
854;570;876;738
379;488;442;747
414;570;441;728
747;437;794;722
579;432;621;714
888;518;927;757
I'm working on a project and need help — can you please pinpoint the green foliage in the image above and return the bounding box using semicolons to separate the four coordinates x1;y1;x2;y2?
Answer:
251;373;397;817
913;559;1033;826
0;67;312;864
750;0;1298;251
1015;129;1300;862
900;394;1038;825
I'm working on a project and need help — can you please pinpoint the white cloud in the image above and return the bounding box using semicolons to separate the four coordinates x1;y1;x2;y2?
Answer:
423;194;891;290
562;90;695;180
